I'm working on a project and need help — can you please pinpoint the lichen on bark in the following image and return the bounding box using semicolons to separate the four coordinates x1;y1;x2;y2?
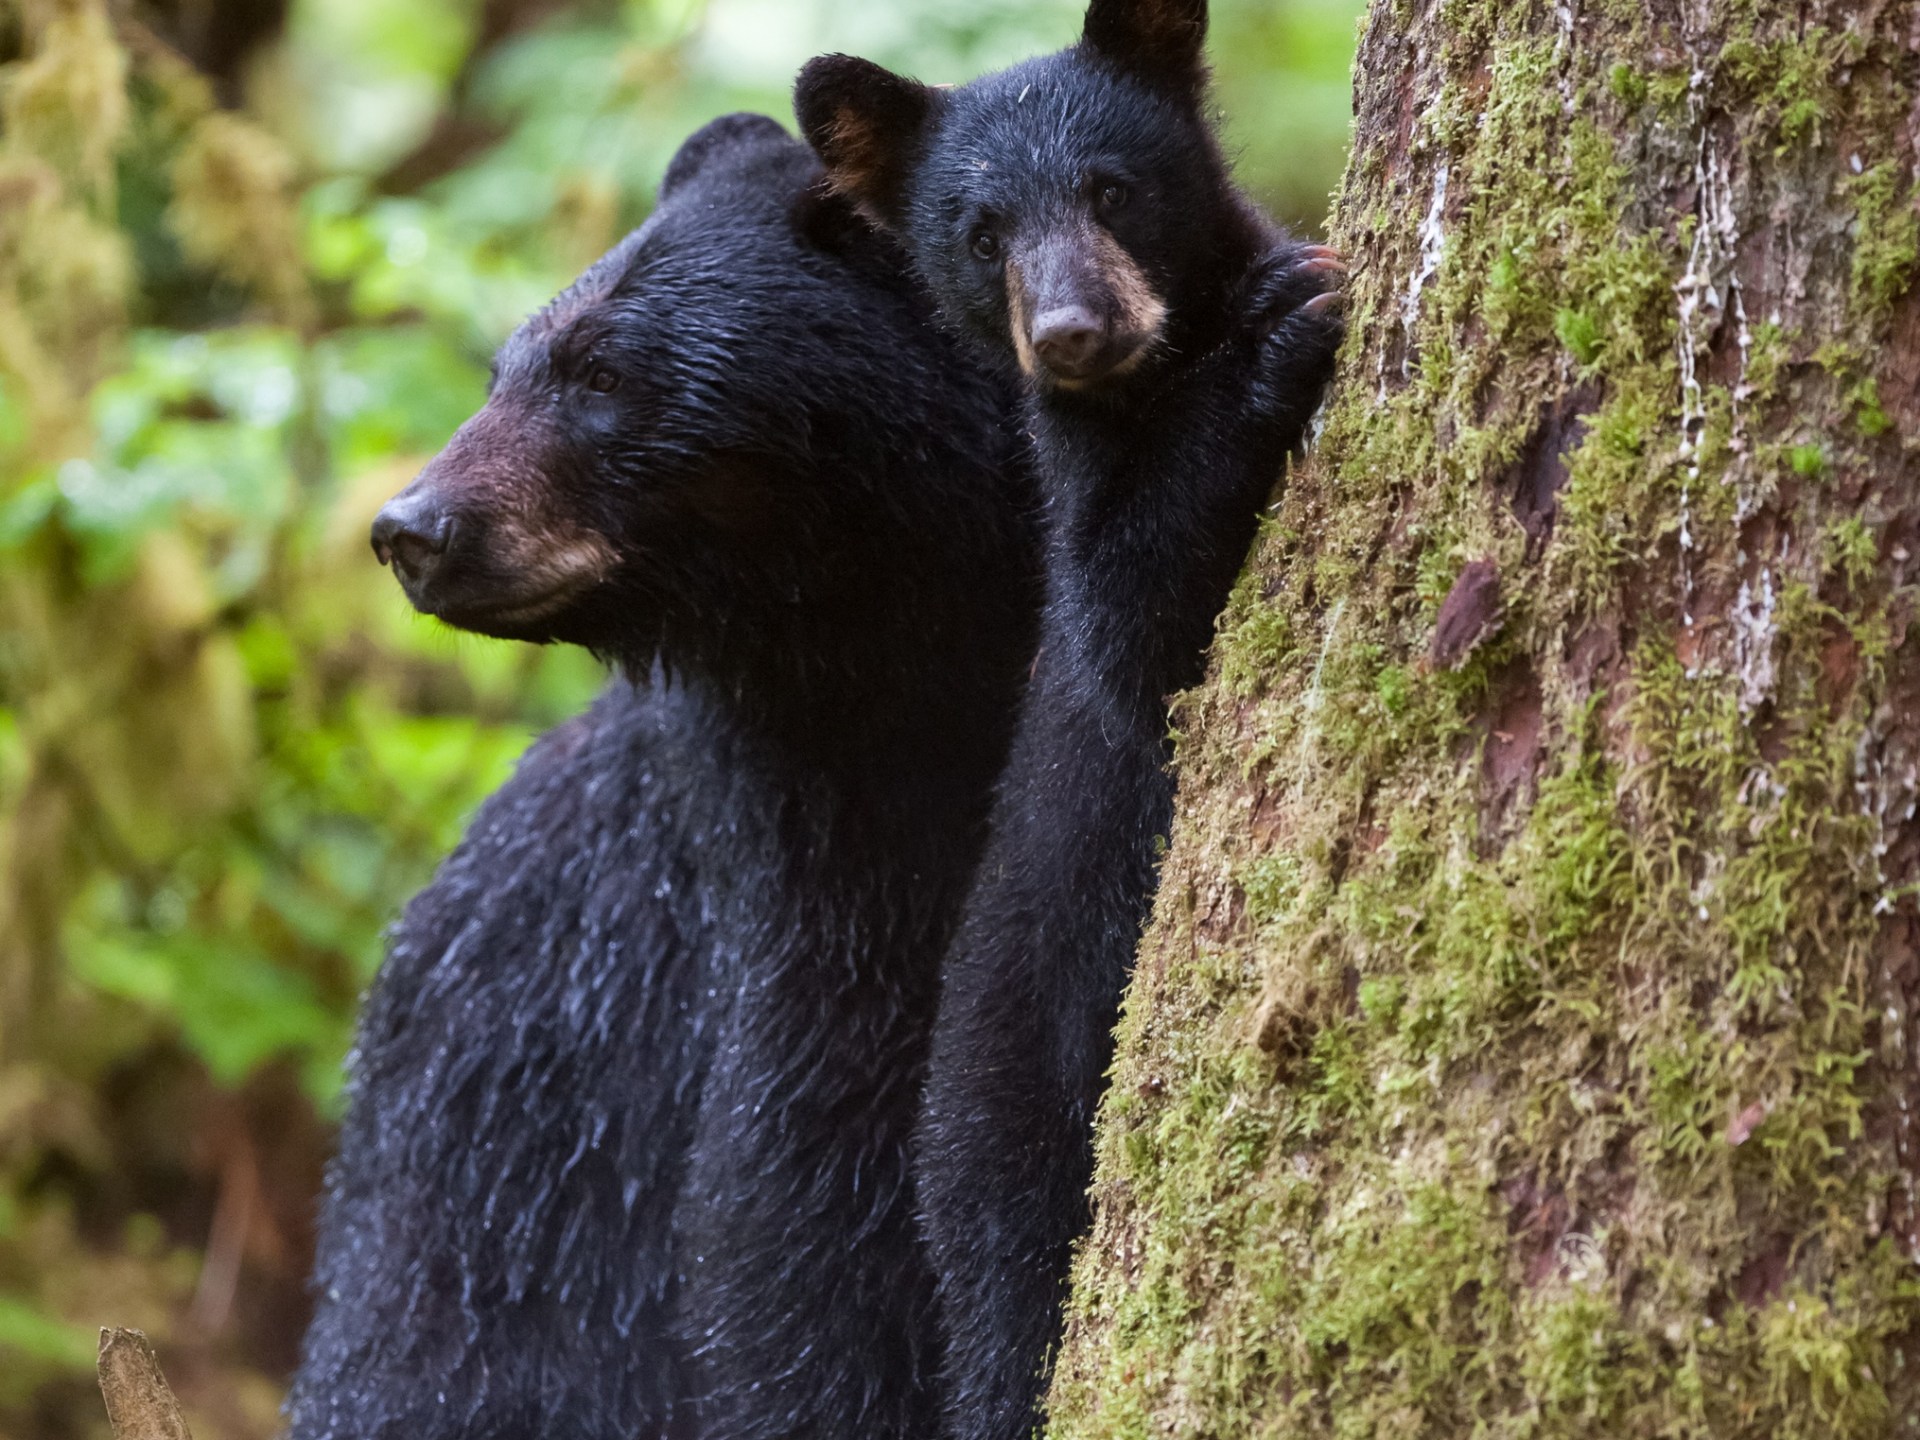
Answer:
1049;1;1920;1435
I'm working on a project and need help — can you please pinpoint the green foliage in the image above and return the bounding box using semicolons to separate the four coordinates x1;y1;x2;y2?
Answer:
0;0;1364;1433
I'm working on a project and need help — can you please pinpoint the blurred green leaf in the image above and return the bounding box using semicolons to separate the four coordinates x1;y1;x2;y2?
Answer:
68;921;348;1088
0;474;58;549
0;1294;98;1372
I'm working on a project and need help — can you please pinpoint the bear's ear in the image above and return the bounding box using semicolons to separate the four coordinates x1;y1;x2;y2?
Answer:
1081;0;1210;98
661;112;793;202
794;54;935;230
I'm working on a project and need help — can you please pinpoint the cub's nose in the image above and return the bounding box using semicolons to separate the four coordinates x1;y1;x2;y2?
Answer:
371;491;453;581
1030;306;1109;379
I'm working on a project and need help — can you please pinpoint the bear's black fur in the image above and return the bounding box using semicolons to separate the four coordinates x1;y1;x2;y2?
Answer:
288;113;1039;1440
797;5;1343;1434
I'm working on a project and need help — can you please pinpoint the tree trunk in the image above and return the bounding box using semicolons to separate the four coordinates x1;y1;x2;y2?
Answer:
1048;1;1920;1435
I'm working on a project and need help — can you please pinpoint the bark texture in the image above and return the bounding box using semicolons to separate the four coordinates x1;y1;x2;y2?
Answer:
1049;1;1920;1435
98;1329;195;1440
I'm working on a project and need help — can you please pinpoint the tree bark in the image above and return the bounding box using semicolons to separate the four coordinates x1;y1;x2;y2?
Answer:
1049;1;1920;1435
98;1329;194;1440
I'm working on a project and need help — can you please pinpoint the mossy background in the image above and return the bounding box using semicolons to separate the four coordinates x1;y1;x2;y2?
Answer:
1051;0;1920;1436
0;1;1364;1436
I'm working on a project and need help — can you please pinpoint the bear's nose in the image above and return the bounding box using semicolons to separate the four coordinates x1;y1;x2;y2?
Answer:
1030;306;1108;379
371;492;454;581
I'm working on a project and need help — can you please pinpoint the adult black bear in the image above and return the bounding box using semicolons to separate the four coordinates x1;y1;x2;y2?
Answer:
287;114;1038;1440
797;5;1343;1435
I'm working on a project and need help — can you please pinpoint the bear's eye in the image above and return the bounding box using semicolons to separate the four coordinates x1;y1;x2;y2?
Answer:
1099;182;1130;211
587;366;620;394
970;229;1001;262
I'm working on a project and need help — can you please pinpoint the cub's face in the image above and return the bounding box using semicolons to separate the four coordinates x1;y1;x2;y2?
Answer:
797;0;1215;391
905;59;1206;388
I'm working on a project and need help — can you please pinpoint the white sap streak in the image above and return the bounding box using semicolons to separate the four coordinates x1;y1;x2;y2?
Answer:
1730;563;1777;711
1673;67;1743;627
1290;599;1349;795
1398;159;1451;381
1854;714;1920;1254
1304;392;1333;453
1300;599;1347;721
1553;0;1578;111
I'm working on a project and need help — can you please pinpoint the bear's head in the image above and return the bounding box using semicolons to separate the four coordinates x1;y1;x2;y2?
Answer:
371;112;973;673
796;0;1245;393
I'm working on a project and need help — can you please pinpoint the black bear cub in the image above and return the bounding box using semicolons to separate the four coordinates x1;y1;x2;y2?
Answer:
289;115;1037;1440
798;2;1343;1435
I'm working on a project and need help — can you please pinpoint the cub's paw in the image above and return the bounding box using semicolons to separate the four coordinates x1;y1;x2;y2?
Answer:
1243;242;1345;432
1246;242;1347;336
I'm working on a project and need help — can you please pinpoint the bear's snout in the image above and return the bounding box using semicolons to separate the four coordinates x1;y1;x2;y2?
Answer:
1010;224;1168;389
1030;305;1109;380
369;417;618;639
371;488;455;583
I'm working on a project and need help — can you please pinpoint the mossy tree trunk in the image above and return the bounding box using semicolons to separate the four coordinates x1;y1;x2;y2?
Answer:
1049;1;1920;1435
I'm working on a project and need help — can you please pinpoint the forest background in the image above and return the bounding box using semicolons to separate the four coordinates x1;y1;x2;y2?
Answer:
0;0;1365;1435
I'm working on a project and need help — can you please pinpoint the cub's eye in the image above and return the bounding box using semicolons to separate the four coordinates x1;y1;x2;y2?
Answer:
587;366;620;394
970;229;1001;262
1099;182;1130;211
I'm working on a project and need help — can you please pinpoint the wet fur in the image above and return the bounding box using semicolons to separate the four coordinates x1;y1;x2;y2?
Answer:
288;115;1039;1440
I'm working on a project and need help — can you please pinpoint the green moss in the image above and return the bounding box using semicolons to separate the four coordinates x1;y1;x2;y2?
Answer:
1215;537;1297;699
1826;517;1877;590
1848;377;1893;438
1750;1260;1920;1438
1556;377;1668;602
1646;66;1694;115
1789;442;1829;479
1717;29;1850;151
1744;320;1790;405
1293;1182;1517;1432
1554;305;1603;366
1236;852;1305;930
1374;662;1412;718
1848;161;1919;328
1608;62;1648;108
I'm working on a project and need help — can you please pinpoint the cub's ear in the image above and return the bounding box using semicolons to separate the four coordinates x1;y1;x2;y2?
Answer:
794;54;935;230
662;112;793;202
1081;0;1209;98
